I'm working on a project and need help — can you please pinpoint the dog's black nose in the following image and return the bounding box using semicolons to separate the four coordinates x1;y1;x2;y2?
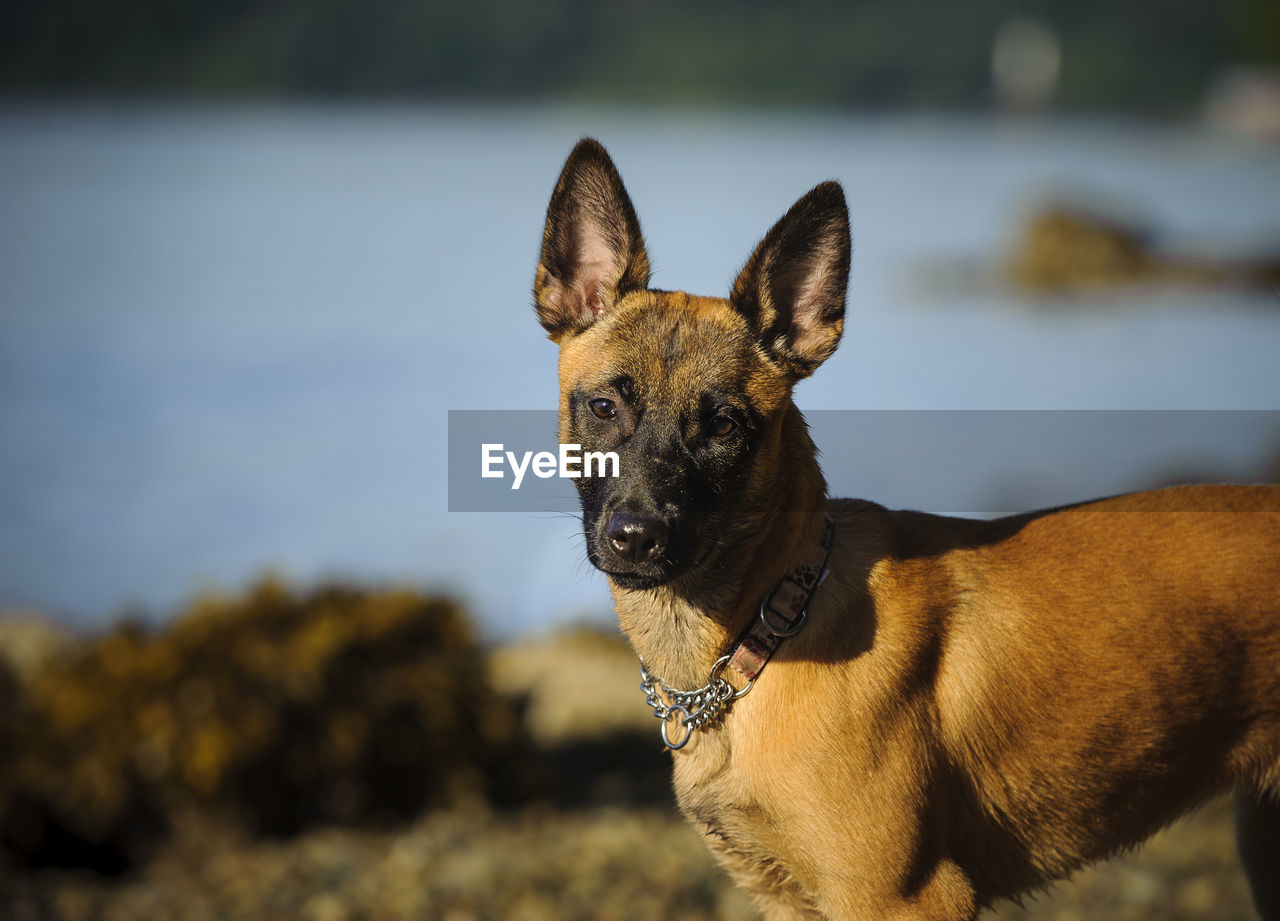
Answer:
606;513;668;564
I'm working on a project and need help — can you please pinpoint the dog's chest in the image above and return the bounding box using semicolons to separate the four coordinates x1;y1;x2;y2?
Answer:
672;735;823;915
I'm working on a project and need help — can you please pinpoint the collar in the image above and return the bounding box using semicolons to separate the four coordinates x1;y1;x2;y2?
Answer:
639;515;836;750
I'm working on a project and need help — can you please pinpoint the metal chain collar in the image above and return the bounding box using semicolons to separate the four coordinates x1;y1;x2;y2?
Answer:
640;516;839;747
639;654;752;751
637;517;836;751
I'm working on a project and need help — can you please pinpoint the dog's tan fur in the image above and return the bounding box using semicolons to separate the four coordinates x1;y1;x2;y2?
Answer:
534;138;1280;920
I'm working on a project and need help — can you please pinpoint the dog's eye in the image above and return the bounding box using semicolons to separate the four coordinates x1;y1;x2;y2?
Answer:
708;415;736;437
589;398;617;420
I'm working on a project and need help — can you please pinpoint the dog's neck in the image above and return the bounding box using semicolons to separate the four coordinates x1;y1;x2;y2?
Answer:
610;404;829;689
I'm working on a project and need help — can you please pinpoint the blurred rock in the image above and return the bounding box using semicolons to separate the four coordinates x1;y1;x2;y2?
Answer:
0;581;522;873
0;611;74;682
488;627;674;810
1009;206;1156;292
1008;205;1280;295
488;627;652;747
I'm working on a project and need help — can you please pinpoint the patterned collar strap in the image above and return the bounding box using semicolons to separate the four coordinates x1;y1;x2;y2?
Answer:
726;515;836;681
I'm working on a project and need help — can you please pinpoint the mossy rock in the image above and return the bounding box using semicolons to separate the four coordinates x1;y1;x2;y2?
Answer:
1009;206;1154;293
1;581;521;871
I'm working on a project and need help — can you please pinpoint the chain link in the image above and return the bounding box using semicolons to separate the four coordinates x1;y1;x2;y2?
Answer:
639;655;751;750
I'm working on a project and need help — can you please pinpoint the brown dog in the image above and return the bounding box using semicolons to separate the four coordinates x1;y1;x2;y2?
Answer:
532;137;1280;920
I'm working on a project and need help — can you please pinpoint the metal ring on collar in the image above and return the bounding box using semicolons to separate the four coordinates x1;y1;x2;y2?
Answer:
660;705;693;750
759;599;807;638
708;654;754;699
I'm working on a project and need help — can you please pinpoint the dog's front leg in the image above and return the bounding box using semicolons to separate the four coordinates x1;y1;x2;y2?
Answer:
807;858;978;921
1236;788;1280;921
743;782;978;921
748;887;828;921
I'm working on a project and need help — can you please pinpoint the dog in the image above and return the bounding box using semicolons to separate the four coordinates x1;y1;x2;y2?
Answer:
532;137;1280;921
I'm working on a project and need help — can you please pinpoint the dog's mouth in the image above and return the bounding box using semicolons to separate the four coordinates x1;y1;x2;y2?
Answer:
589;546;691;590
602;568;676;590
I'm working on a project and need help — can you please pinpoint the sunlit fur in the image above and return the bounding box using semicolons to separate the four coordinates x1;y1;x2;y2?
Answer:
535;138;1280;921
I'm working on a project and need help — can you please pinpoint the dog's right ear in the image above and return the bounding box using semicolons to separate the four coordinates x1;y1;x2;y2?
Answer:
534;139;651;342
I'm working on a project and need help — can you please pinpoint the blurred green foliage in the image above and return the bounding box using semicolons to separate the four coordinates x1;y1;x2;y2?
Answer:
1;0;1275;112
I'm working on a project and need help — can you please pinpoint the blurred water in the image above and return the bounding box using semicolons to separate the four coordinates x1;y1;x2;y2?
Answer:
1;103;1278;634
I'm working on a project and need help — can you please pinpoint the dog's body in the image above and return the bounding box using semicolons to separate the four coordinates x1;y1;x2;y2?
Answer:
533;138;1280;920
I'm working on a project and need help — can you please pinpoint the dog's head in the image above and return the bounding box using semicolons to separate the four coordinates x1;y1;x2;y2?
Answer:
533;138;849;590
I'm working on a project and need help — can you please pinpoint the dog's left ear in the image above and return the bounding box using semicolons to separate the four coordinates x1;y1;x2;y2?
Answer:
534;138;651;342
731;181;850;378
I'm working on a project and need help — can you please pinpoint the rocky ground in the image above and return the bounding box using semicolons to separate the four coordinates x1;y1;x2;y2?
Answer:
1;797;1256;921
0;586;1263;921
